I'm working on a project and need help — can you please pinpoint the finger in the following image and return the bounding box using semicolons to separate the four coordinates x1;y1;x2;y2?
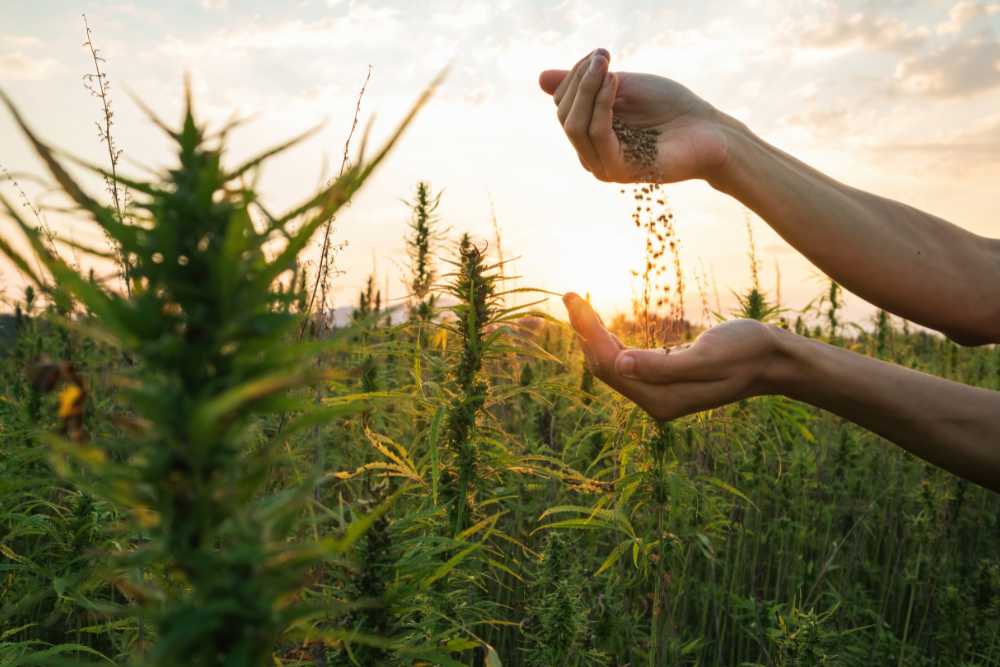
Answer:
563;292;619;376
556;62;587;123
563;292;599;341
589;72;621;177
557;49;608;120
553;53;592;106
565;52;609;175
614;346;709;383
539;69;569;95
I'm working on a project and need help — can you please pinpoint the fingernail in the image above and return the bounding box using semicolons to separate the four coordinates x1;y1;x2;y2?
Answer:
594;48;610;59
616;353;636;378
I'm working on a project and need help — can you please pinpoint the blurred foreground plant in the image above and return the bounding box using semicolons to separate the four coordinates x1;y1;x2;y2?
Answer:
0;76;438;665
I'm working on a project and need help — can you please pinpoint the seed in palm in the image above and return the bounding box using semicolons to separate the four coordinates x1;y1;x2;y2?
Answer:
612;116;660;174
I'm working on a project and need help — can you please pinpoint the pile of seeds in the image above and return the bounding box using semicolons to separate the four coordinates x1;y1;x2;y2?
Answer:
612;116;660;173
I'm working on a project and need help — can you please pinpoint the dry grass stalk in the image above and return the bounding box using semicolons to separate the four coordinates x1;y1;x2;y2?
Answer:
82;13;131;295
302;65;373;336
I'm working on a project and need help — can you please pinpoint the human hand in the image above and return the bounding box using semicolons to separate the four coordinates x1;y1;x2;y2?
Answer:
563;292;783;421
539;50;736;184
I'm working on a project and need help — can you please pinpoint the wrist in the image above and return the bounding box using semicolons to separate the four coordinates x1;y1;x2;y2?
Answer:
759;326;811;398
705;114;758;195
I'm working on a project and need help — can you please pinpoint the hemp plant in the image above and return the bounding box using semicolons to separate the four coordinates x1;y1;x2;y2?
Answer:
438;232;546;533
440;234;499;535
0;77;436;666
405;181;443;323
734;215;780;323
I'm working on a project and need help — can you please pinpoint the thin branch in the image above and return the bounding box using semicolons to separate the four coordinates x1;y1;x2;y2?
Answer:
82;13;131;296
300;64;373;338
1;162;57;281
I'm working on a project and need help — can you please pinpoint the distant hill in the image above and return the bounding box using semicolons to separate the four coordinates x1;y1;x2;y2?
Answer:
325;303;409;327
325;295;461;327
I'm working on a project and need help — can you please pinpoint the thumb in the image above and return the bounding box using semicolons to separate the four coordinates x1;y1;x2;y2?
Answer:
614;347;705;383
539;69;569;95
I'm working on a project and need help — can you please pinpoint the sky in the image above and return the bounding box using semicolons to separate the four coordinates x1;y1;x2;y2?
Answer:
1;0;999;327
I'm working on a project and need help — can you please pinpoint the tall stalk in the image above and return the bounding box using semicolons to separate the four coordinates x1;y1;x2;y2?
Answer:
441;234;497;535
405;181;442;323
81;14;131;295
301;65;372;334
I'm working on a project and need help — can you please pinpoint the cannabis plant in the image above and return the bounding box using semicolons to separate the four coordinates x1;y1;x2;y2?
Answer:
0;78;435;665
523;532;608;667
440;234;498;535
405;181;443;322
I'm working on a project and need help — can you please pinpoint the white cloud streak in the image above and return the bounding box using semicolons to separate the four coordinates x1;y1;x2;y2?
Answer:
0;52;57;81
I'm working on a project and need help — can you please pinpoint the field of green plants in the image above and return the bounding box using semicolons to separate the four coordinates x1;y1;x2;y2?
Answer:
2;64;1000;667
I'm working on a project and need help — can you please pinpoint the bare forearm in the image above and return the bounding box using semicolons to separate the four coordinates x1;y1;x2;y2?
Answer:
767;328;1000;491
711;120;1000;344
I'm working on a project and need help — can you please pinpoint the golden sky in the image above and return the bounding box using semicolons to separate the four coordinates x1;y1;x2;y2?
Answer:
2;0;999;327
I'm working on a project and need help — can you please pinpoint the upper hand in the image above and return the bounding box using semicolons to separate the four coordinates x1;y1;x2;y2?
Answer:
563;293;783;421
539;50;734;184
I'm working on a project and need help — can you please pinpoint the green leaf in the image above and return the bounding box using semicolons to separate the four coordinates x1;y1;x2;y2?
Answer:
421;543;481;590
538;504;636;538
191;370;313;441
410;653;469;667
0;624;35;641
19;642;115;664
330;485;407;553
0;199;44;286
484;643;504;667
595;539;632;576
225;123;324;181
274;402;365;441
427;405;445;507
703;476;759;512
0;90;121;232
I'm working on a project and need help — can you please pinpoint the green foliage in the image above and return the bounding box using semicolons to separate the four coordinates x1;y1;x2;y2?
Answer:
735;285;780;322
523;533;607;667
0;78;436;665
353;274;382;324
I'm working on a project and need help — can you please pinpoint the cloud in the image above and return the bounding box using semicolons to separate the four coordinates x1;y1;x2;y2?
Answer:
168;6;403;55
1;34;42;48
784;107;850;136
873;114;1000;168
787;10;929;53
0;51;57;81
430;3;493;30
894;32;1000;97
780;4;1000;99
938;1;1000;34
201;0;228;9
